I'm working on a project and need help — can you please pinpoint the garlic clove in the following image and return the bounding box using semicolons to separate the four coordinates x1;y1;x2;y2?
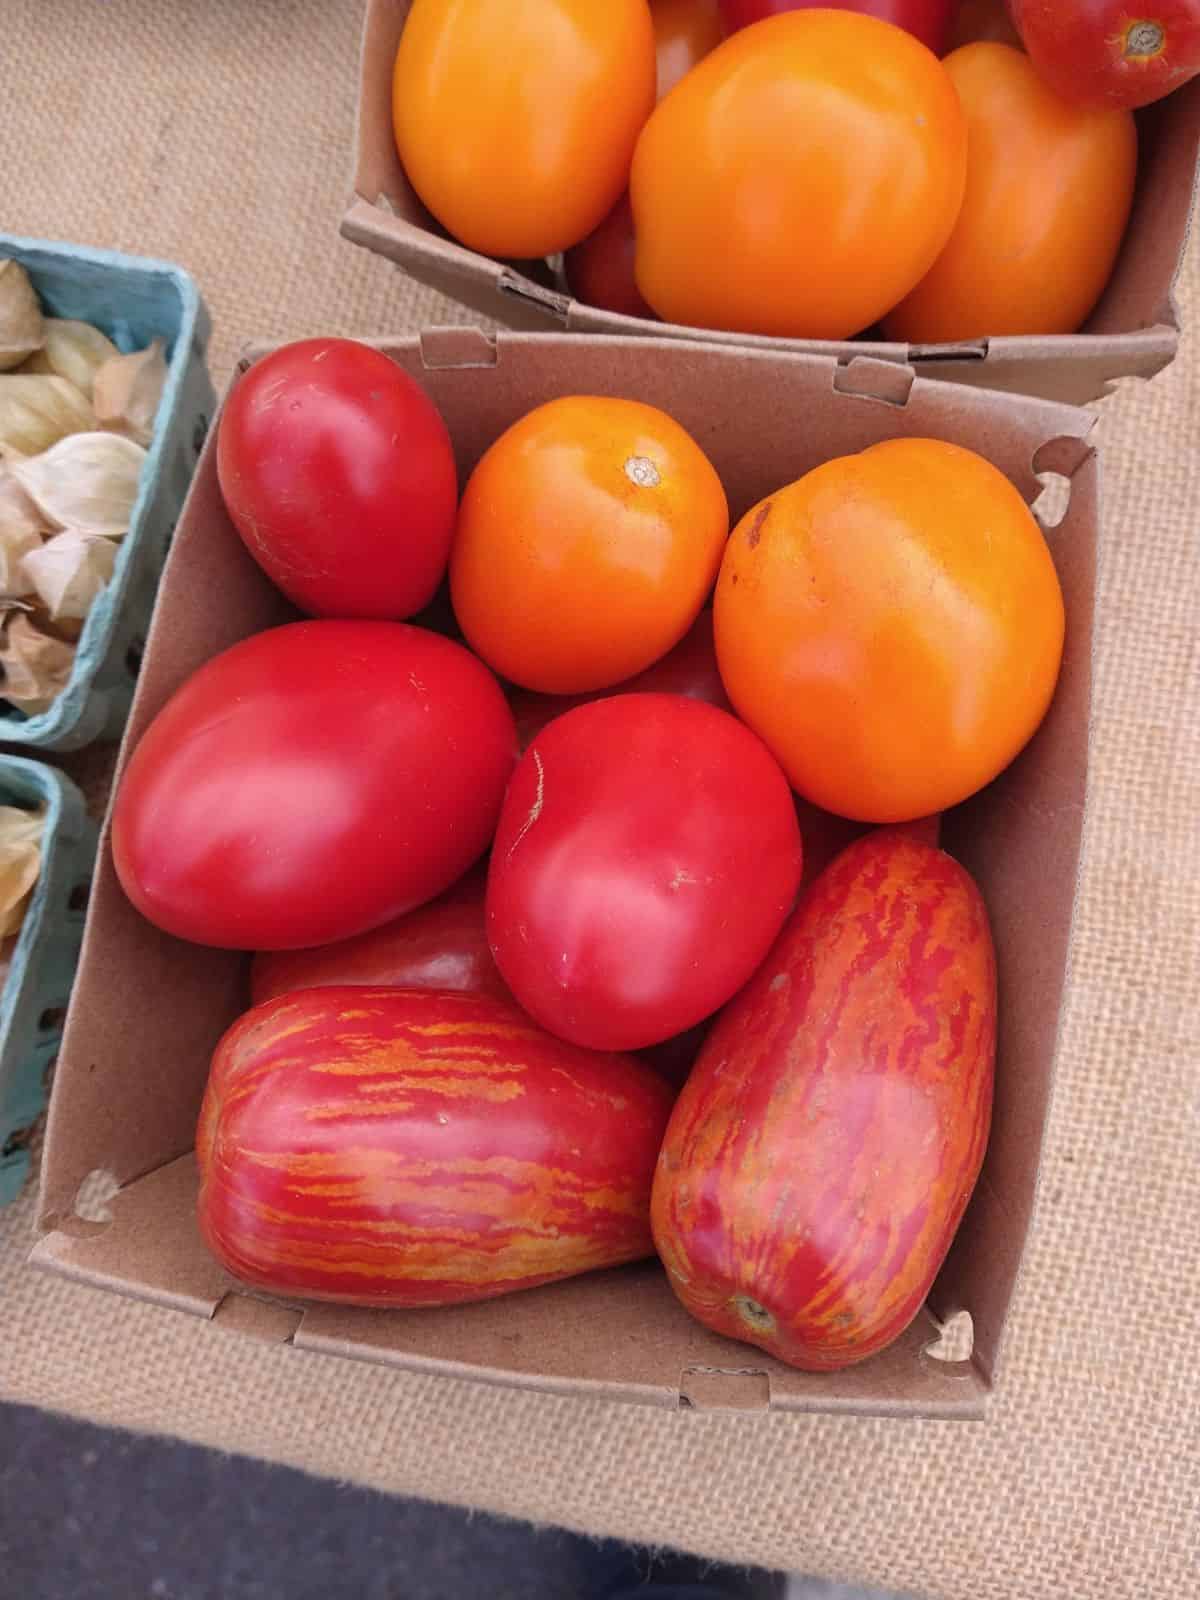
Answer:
93;338;167;447
8;430;145;537
0;610;76;715
0;375;96;456
23;318;119;399
0;260;44;373
0;461;49;542
0;522;40;600
20;529;116;622
0;804;45;938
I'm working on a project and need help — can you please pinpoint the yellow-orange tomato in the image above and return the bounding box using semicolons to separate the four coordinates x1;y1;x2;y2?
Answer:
392;0;656;259
630;11;967;338
653;0;726;97
451;398;729;695
883;45;1137;341
714;439;1065;822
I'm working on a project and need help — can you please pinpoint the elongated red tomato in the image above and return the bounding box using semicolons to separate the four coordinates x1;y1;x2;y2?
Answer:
217;339;458;619
488;694;803;1052
197;987;674;1308
250;867;507;1007
112;622;516;950
652;832;995;1371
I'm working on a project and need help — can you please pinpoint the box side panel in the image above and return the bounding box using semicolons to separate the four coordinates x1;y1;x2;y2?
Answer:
931;454;1098;1381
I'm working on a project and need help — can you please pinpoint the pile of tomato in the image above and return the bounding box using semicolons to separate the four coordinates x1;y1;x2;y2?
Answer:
391;0;1200;342
111;337;1068;1372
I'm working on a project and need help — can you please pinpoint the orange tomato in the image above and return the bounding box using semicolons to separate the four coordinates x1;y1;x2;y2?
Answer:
392;0;656;259
883;45;1137;341
652;0;726;97
451;398;729;695
713;439;1065;822
630;11;967;338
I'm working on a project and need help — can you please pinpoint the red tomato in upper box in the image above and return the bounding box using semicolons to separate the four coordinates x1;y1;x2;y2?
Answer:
113;622;517;950
947;0;1021;48
718;0;953;53
1009;0;1200;109
392;0;657;258
217;339;457;620
631;11;967;338
487;694;803;1052
563;193;656;321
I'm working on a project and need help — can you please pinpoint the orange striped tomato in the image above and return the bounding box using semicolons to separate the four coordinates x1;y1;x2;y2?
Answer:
197;987;674;1308
652;832;995;1371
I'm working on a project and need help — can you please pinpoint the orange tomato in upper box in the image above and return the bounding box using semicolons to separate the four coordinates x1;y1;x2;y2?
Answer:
392;0;656;258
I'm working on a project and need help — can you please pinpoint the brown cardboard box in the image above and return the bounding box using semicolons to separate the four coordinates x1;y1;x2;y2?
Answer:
33;332;1097;1419
343;0;1200;407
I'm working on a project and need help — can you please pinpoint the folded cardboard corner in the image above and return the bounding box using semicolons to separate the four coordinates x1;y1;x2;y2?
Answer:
36;334;1097;1419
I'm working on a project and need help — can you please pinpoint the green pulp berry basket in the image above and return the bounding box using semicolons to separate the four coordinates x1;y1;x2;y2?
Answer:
0;235;215;751
0;757;97;1204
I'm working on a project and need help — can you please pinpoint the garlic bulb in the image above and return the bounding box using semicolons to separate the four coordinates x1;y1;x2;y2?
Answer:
0;375;96;456
0;462;48;542
0;610;75;716
0;803;45;938
23;318;119;399
0;260;44;372
8;431;146;537
93;339;167;447
21;530;116;621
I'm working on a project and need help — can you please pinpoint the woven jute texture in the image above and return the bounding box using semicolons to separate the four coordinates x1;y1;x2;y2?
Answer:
2;4;1198;1594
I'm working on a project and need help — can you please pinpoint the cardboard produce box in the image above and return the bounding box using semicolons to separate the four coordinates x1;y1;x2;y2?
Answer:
33;332;1096;1419
343;0;1200;407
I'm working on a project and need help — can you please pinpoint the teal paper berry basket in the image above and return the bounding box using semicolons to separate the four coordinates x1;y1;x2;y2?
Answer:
0;757;97;1204
0;236;215;751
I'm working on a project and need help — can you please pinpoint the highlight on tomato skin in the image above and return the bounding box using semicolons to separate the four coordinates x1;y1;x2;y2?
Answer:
650;831;997;1372
197;986;675;1309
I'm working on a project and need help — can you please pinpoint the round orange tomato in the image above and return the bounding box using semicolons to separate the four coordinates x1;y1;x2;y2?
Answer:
630;11;967;338
392;0;656;259
883;45;1137;341
451;398;729;695
714;439;1065;822
653;0;726;97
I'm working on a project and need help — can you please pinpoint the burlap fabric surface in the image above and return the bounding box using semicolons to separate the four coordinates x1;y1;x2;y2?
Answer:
2;4;1197;1595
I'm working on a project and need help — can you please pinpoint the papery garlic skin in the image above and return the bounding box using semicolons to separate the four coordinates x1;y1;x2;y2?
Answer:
21;530;117;622
8;431;145;538
0;524;40;599
23;318;119;399
0;611;76;716
93;339;167;447
0;375;96;456
0;803;46;938
0;260;44;372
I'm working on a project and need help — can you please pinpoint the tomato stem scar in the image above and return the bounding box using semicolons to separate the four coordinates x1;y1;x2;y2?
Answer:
1125;20;1166;57
733;1294;775;1333
625;455;660;488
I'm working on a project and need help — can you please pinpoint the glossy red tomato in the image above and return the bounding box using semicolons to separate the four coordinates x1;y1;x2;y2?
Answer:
510;610;730;750
1010;0;1200;108
487;694;803;1052
113;622;517;951
216;339;457;620
718;0;954;52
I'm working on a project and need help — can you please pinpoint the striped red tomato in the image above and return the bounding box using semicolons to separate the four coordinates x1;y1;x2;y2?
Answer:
652;831;996;1371
197;987;674;1308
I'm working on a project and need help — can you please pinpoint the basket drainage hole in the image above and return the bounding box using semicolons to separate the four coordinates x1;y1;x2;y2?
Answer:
38;1006;67;1034
68;881;91;913
125;639;146;679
